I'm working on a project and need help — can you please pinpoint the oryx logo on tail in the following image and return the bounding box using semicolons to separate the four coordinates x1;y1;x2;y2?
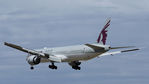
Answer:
97;19;111;45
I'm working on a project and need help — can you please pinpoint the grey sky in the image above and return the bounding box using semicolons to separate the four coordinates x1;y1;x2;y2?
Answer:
0;0;149;84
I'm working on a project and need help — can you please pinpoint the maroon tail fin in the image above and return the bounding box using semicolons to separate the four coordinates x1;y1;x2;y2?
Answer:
97;18;111;45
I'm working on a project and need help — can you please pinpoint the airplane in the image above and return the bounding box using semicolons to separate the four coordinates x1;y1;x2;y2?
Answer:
4;19;139;70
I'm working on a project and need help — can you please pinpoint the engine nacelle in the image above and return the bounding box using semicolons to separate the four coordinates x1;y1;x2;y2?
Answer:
26;55;41;65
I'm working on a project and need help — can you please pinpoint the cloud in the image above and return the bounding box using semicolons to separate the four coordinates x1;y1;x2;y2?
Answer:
0;0;149;84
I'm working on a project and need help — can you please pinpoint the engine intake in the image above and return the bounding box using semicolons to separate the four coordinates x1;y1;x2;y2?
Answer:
27;55;41;65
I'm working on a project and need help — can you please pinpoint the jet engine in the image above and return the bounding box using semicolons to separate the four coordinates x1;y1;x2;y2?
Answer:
27;55;41;65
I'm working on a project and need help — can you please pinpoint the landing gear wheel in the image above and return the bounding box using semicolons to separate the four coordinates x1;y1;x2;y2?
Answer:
49;64;57;70
76;62;81;65
54;66;57;69
49;65;52;68
30;66;34;70
72;66;81;70
78;67;81;70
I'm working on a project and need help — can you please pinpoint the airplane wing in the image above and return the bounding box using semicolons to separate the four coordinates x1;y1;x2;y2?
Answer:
100;48;139;57
4;42;49;58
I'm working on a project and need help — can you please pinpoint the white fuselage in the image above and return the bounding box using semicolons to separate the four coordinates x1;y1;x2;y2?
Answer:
37;43;110;63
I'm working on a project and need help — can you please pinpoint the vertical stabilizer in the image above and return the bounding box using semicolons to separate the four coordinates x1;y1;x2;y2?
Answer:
97;18;111;45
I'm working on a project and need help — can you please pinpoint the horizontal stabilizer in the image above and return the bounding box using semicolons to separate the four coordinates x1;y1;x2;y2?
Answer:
121;49;139;52
85;44;104;52
110;46;135;49
100;48;140;57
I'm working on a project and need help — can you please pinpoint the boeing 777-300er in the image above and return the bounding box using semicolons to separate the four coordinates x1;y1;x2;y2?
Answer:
4;19;139;70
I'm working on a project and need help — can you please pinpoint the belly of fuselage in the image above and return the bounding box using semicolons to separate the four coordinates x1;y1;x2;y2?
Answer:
40;52;104;63
61;52;103;62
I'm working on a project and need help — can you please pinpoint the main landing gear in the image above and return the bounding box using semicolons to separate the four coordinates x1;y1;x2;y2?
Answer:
72;65;81;70
49;62;57;70
69;61;81;70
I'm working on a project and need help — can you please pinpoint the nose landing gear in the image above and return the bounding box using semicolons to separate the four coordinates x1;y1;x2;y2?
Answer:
30;66;34;70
